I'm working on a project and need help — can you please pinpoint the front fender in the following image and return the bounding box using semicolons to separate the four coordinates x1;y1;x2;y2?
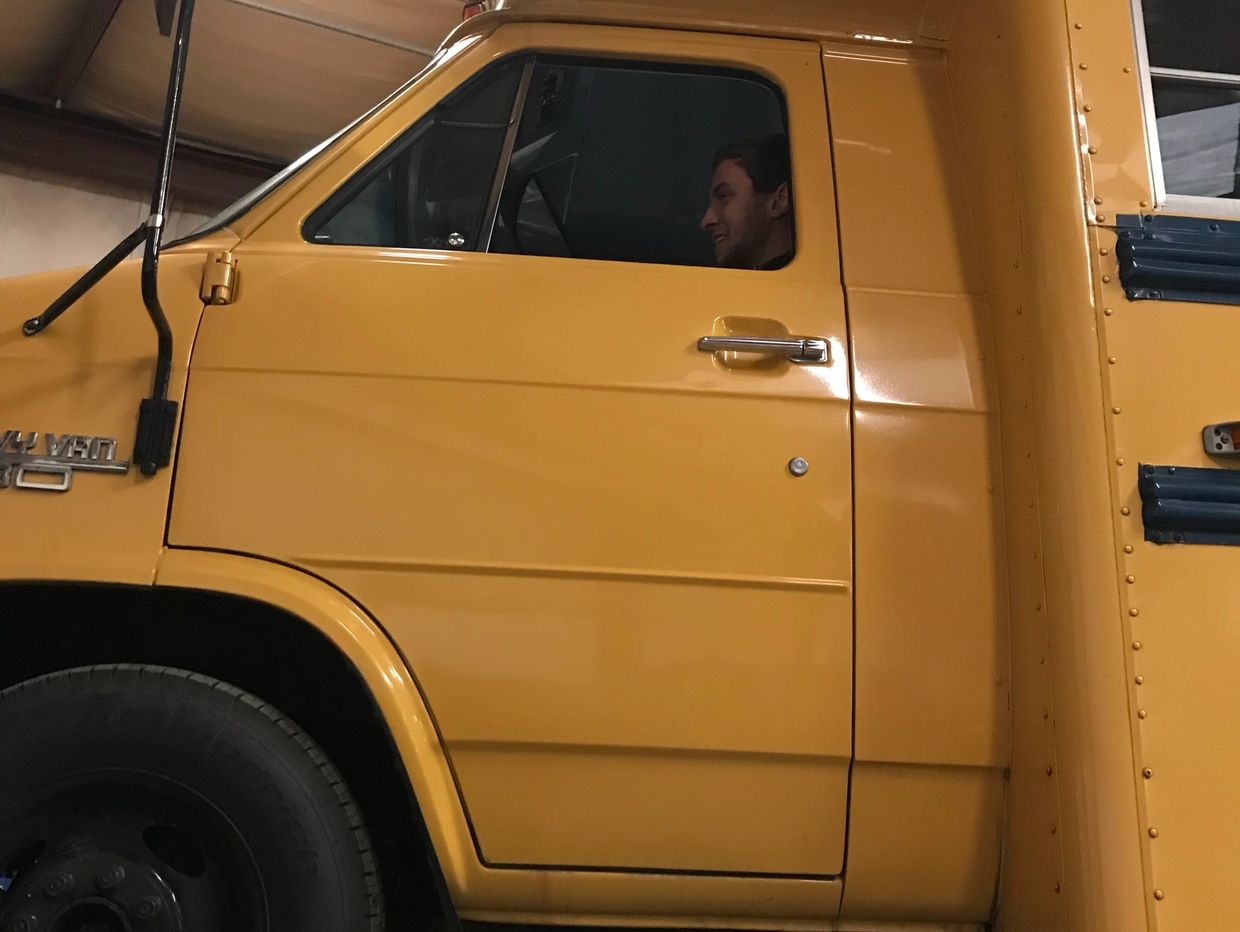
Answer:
0;254;209;585
155;546;477;898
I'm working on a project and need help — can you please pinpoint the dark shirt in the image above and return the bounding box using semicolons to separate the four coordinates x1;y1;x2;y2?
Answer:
756;250;794;271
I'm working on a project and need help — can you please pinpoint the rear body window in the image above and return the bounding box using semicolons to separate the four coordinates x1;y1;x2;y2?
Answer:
1137;0;1240;200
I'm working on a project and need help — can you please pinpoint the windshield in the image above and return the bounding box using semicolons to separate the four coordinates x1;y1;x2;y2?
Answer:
167;32;485;247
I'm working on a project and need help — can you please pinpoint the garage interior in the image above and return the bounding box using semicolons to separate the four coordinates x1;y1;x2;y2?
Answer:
0;0;462;278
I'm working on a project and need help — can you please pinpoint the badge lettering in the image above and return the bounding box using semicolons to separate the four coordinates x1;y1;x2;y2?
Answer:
45;433;73;457
0;431;38;455
0;429;129;493
92;438;118;462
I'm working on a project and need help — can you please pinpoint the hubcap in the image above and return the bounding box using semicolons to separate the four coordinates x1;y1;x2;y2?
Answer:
2;846;178;932
0;774;266;932
56;901;131;932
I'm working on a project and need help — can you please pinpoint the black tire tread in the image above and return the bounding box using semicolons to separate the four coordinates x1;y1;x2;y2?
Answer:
0;663;383;931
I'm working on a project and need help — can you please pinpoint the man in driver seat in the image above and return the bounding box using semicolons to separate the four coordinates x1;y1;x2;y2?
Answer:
700;134;794;270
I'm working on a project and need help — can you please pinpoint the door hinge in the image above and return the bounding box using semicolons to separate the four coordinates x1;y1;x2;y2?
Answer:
200;251;238;305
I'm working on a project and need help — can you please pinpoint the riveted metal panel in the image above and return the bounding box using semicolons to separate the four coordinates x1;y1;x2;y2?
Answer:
1063;0;1158;223
1093;221;1240;929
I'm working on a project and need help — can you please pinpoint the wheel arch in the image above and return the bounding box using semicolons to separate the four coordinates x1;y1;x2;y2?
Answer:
0;548;474;928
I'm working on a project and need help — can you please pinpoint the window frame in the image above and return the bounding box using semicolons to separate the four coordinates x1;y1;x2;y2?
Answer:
1131;0;1240;219
301;50;796;269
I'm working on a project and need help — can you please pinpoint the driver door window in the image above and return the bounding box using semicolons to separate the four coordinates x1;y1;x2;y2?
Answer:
305;54;792;269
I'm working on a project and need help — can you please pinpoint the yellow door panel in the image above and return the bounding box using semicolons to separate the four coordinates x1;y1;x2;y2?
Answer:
454;745;846;874
171;26;852;877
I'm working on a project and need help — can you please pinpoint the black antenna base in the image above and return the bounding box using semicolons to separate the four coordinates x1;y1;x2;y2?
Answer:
134;397;179;476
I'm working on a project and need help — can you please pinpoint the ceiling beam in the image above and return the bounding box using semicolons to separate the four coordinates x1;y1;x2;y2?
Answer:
0;92;281;207
50;0;126;104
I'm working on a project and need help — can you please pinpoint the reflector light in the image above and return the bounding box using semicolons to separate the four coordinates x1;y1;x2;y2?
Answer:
462;1;491;19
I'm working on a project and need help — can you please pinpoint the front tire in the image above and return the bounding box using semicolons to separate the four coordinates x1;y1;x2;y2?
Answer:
0;664;383;932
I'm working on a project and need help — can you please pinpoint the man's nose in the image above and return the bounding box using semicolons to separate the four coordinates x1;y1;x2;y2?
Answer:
700;206;717;231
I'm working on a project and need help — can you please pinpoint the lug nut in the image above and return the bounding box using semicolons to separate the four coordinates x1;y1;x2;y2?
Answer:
8;915;39;932
43;871;74;899
95;866;126;891
135;897;163;920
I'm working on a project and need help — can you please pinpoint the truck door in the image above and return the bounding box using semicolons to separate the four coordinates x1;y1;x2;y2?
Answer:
170;24;853;879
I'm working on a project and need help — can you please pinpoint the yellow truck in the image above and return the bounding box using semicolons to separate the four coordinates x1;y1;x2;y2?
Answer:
2;0;1238;929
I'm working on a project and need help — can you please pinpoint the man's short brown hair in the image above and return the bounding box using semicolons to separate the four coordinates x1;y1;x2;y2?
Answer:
712;134;791;195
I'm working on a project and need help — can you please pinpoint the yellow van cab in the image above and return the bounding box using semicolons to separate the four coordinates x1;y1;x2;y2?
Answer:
2;0;1238;929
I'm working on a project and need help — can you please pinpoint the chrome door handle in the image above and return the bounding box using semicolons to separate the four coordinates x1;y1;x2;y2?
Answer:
697;335;830;364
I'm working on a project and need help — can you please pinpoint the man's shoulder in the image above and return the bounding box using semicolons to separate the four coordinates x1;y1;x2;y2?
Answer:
756;250;794;271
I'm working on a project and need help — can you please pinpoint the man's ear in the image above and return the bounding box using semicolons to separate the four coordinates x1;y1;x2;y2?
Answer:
768;182;791;219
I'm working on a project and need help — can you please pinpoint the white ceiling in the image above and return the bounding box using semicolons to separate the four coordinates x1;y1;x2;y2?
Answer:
1;0;463;162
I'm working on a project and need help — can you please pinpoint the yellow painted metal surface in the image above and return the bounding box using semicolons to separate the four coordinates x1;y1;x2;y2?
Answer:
1065;0;1158;221
170;22;855;884
154;548;853;927
1040;0;1240;926
0;237;228;583
152;548;479;899
451;0;961;50
8;0;1238;927
946;2;1067;928
1000;0;1148;928
824;45;1005;921
1087;233;1240;930
843;763;1003;922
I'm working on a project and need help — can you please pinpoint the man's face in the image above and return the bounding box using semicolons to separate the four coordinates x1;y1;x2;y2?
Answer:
700;158;779;269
